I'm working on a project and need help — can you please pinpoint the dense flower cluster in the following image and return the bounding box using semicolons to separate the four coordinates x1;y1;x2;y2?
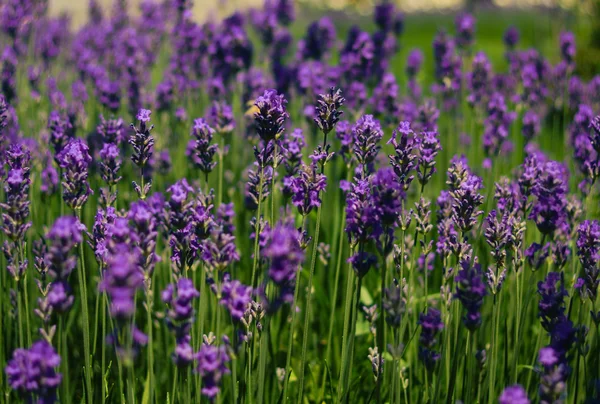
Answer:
2;3;600;403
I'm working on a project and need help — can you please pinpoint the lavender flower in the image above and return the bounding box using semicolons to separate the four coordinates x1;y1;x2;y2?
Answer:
1;145;31;242
529;161;568;236
388;121;416;191
352;115;383;173
207;101;235;135
522;110;540;144
99;142;122;186
190;118;218;177
5;340;62;403
129;108;155;170
576;220;600;301
416;131;442;190
418;308;444;371
499;385;529;404
314;87;345;136
289;161;327;216
538;272;568;334
503;27;519;49
196;343;231;399
57;139;92;210
455;260;487;331
100;248;144;321
455;13;475;51
537;347;568;404
220;275;253;322
559;31;575;65
162;278;200;367
166;179;194;272
262;222;305;312
254;89;288;143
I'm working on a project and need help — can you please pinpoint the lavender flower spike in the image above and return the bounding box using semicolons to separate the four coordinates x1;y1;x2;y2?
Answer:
314;87;345;136
5;340;62;403
254;89;289;143
57;139;92;210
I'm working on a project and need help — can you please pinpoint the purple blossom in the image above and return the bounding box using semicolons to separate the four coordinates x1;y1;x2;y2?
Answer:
5;340;62;403
576;220;600;301
559;31;575;64
352;115;383;172
100;248;144;321
499;385;529;404
1;145;31;242
298;17;336;61
129;109;155;170
388;121;417;191
416;131;442;189
57;139;92;210
220;275;253;322
455;12;475;51
253;89;288;143
418;308;444;371
262;222;305;312
162;278;200;367
190;118;218;176
196;343;231;399
529;161;568;236
289;161;327;216
314;87;345;136
455;260;487;331
99;143;122;186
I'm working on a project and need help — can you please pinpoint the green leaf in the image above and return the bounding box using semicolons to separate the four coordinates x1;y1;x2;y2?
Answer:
360;285;373;306
141;372;150;404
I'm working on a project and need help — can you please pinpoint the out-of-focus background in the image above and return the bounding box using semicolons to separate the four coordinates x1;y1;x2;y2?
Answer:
47;0;593;24
45;0;600;78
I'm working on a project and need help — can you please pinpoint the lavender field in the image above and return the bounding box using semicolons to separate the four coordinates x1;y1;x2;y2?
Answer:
1;0;599;403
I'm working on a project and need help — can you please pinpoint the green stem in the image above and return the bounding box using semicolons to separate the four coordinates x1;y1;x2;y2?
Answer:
320;209;347;398
146;290;154;404
297;207;322;403
250;167;265;290
337;272;361;402
77;210;93;403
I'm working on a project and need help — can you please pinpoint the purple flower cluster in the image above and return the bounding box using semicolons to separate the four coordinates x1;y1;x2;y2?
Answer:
455;260;487;331
1;144;31;242
418;308;444;372
57;139;92;210
5;340;62;404
162;278;200;367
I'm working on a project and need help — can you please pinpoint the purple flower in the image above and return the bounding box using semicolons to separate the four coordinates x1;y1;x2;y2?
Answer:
352;115;383;172
298;17;336;61
5;340;62;403
262;222;305;312
499;385;529;404
455;13;475;51
129;108;155;169
450;171;484;234
467;52;492;107
99;143;122;186
97;115;125;145
418;308;444;371
57;138;92;210
196;343;231;399
455;260;487;331
529;161;568;236
46;216;82;287
374;2;403;35
416;131;442;189
128;201;159;278
1;145;31;242
347;251;378;278
483;93;516;158
345;178;378;248
538;272;568;334
406;49;423;79
190;118;218;176
166;179;195;272
576;220;600;301
220;275;253;322
314;87;345;136
388;121;417;191
503;26;520;49
537;347;568;404
253;89;288;143
162;278;200;367
289;161;327;216
559;31;575;64
371;72;399;123
100;248;144;321
48;110;72;160
207;101;235;135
